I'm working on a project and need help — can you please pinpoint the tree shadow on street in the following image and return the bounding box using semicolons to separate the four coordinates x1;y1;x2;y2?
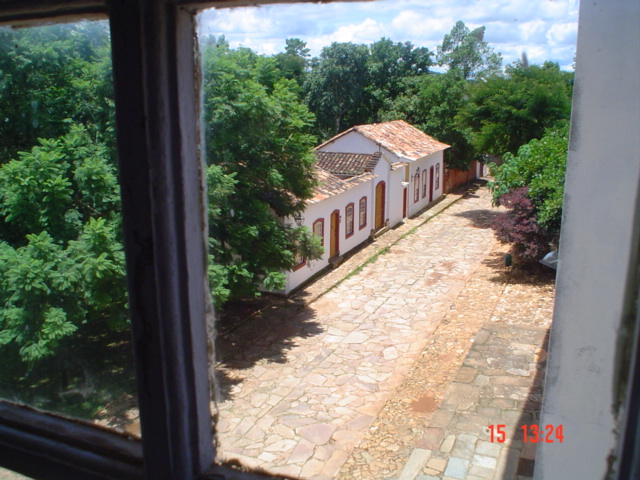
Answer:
452;208;557;287
214;299;323;402
481;249;557;287
453;208;502;229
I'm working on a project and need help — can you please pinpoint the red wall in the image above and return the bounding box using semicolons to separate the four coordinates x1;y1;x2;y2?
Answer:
444;160;479;193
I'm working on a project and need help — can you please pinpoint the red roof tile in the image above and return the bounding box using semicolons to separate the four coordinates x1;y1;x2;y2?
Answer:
318;120;450;161
307;167;375;205
314;151;381;177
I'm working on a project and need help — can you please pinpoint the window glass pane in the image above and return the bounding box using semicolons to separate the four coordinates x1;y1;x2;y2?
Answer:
197;2;574;479
345;204;353;236
0;22;138;436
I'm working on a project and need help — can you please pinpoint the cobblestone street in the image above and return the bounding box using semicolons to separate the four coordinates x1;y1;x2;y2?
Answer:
0;182;555;480
214;182;556;480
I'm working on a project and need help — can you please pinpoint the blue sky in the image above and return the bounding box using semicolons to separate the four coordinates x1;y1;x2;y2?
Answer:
199;0;579;71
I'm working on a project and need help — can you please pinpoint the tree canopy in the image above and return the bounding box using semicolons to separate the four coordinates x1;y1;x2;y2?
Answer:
437;21;502;80
459;61;573;157
202;40;323;304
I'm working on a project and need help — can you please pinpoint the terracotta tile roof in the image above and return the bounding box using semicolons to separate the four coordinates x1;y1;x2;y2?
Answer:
318;120;450;161
307;167;375;205
314;151;381;177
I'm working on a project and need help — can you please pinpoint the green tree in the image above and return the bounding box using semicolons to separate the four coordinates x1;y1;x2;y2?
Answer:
0;23;113;164
437;21;502;80
274;38;310;89
381;71;473;170
367;38;432;120
305;42;371;137
490;124;569;233
460;61;573;157
202;42;323;305
0;125;127;364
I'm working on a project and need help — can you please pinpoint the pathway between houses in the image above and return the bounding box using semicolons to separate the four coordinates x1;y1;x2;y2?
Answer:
214;182;547;480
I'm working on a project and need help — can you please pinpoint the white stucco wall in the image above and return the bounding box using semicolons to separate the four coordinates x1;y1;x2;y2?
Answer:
284;178;374;294
535;1;640;479
318;131;381;156
406;152;443;217
388;166;406;227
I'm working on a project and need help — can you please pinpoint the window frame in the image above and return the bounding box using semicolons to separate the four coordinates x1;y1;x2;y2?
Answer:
345;202;355;238
359;196;367;230
435;163;440;189
413;170;420;203
312;218;324;246
421;169;427;198
3;3;636;480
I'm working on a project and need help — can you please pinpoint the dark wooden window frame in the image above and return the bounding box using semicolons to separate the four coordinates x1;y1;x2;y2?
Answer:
435;163;440;190
358;196;367;230
4;3;634;480
413;170;420;203
421;169;427;198
345;202;355;238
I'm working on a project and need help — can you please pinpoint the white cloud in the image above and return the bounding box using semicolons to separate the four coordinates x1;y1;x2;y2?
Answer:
203;7;273;34
519;20;550;44
547;22;578;46
197;0;579;70
389;10;453;45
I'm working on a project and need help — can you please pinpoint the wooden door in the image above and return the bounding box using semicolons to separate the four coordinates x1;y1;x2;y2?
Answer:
375;181;385;230
402;187;407;218
429;166;434;203
330;209;339;258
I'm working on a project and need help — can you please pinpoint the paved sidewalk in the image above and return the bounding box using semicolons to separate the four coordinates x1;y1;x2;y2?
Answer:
214;181;546;479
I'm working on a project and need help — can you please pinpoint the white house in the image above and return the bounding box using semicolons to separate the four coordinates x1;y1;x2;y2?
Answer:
316;120;450;226
281;120;450;294
284;164;377;293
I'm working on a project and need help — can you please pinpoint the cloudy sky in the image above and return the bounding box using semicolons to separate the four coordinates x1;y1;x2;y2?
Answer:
198;0;579;71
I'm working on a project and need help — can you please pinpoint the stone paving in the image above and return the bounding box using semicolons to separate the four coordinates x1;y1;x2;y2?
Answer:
213;181;557;480
337;241;555;480
0;181;556;480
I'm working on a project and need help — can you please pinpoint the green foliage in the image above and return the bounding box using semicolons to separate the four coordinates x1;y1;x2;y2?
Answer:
0;127;126;364
366;38;433;121
202;41;322;306
305;38;434;138
460;61;573;157
437;21;502;80
273;38;310;89
490;124;569;233
0;125;120;244
0;23;113;163
381;71;474;170
305;42;372;137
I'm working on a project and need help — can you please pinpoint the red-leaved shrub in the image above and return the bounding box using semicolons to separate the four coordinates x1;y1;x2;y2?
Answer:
493;187;552;262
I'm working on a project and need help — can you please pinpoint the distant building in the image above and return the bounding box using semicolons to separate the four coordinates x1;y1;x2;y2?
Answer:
280;120;450;294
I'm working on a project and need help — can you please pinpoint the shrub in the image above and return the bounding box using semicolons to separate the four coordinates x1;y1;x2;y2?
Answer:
493;187;552;262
